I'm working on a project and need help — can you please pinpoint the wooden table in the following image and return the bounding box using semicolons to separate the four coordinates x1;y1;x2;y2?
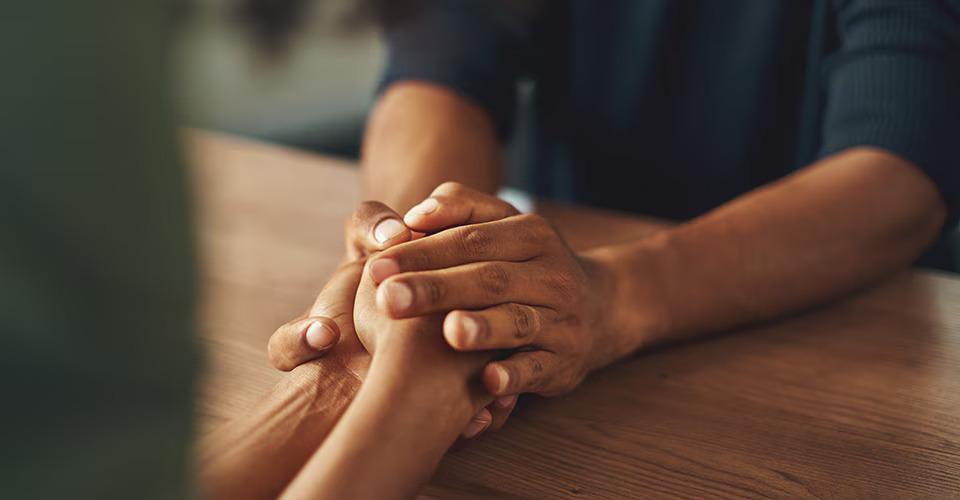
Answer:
189;131;960;498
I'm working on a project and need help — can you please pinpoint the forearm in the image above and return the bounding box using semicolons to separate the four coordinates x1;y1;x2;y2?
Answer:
593;147;946;355
282;328;490;499
362;82;502;211
197;361;360;500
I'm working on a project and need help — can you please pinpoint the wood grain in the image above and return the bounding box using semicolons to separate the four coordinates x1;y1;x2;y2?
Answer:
188;130;960;498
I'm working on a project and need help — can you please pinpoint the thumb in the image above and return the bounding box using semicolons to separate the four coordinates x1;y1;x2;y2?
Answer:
347;201;412;258
268;316;340;371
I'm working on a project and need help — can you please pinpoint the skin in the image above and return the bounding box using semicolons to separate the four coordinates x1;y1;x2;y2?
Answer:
200;261;497;499
198;262;369;500
275;83;946;404
270;197;513;435
362;81;502;211
281;259;494;498
202;82;944;497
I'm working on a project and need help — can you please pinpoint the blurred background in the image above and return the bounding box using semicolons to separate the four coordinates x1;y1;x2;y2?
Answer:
176;0;383;157
173;0;956;263
175;0;534;189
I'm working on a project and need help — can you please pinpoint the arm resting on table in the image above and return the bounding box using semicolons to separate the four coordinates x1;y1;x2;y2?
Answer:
592;147;947;360
281;338;489;499
197;361;360;500
362;82;502;211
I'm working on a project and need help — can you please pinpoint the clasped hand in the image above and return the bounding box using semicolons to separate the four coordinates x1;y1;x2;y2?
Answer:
269;182;619;435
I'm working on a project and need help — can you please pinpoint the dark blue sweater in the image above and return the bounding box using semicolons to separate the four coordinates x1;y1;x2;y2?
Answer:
382;0;960;270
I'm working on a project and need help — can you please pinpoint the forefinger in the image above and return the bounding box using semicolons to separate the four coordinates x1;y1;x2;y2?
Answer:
403;181;519;233
367;214;549;284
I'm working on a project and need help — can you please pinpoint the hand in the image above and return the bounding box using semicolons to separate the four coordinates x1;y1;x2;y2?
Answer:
269;199;512;438
268;201;413;372
279;255;503;500
268;260;371;381
353;256;491;394
367;182;621;398
204;261;370;500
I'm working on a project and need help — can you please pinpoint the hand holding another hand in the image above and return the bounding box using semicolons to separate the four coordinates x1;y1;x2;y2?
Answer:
268;197;512;438
268;181;632;439
368;182;624;399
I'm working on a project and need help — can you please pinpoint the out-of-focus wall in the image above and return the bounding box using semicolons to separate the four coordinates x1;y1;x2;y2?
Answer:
175;0;384;156
174;0;531;190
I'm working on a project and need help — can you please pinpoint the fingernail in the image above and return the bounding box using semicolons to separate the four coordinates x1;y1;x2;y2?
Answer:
459;315;479;347
305;321;336;350
404;198;439;222
494;365;510;394
462;416;489;439
370;258;400;283
385;281;413;313
373;218;404;244
496;394;517;408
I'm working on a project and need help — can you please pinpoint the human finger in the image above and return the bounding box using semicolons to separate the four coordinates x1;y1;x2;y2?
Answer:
267;317;340;371
367;214;550;284
403;181;519;232
346;201;411;258
443;304;552;351
376;261;552;318
483;351;570;397
461;407;493;439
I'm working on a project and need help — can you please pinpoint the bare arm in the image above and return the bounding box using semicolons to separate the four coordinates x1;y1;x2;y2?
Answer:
362;82;503;211
203;260;493;500
598;147;947;350
281;331;489;499
197;361;360;500
281;260;492;499
197;263;369;500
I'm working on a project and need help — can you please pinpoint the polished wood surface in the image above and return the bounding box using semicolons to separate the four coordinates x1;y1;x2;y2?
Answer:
189;130;960;498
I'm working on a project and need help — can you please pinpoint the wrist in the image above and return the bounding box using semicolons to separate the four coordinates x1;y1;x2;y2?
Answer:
373;337;485;395
283;358;362;408
580;233;674;364
199;359;361;500
368;321;492;416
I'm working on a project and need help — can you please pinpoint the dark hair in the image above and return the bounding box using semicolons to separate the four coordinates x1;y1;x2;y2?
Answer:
236;0;421;54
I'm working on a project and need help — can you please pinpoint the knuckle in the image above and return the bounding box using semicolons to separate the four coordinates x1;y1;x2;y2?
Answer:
510;304;540;339
456;225;494;257
386;246;431;271
353;201;385;222
478;263;510;296
525;357;547;389
517;213;547;229
529;356;545;376
516;213;553;240
418;277;446;306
